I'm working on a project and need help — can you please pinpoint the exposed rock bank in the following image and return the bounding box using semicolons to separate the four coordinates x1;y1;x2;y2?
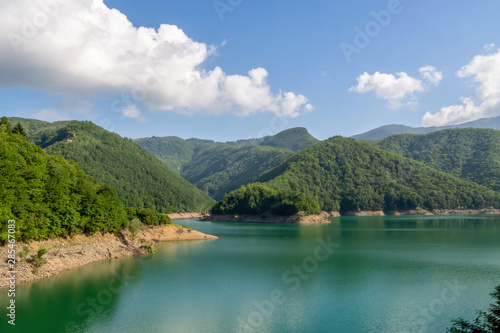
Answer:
0;224;217;288
167;212;206;220
341;209;500;216
203;213;330;224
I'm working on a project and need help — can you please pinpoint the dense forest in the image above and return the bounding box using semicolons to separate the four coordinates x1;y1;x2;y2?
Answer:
181;145;294;199
136;127;317;199
0;118;170;244
373;128;500;192
212;183;321;216
11;118;215;213
254;136;500;212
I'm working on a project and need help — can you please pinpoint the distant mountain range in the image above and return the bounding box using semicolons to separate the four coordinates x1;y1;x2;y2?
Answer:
352;115;500;140
7;116;500;214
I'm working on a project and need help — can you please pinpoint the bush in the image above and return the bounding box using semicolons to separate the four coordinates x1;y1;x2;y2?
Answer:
448;284;500;332
128;218;142;238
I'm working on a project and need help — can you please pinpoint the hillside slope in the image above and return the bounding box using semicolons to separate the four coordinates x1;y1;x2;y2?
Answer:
256;136;500;212
13;119;214;213
373;128;500;192
136;127;318;199
182;145;294;199
0;121;127;243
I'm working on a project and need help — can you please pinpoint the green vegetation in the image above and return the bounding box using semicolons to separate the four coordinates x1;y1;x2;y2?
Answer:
256;136;500;212
182;145;294;199
212;183;321;216
134;136;220;174
0;121;129;243
448;284;500;332
374;128;500;191
136;128;317;199
19;245;31;259
128;218;142;238
33;247;48;267
144;244;155;254
13;119;214;213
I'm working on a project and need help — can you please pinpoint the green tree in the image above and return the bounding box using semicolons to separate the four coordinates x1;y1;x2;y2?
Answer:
12;122;27;138
448;284;500;333
0;116;11;134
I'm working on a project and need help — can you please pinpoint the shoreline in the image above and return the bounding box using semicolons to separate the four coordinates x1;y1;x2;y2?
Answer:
202;208;500;224
339;208;500;217
203;213;330;224
167;212;205;220
0;224;217;288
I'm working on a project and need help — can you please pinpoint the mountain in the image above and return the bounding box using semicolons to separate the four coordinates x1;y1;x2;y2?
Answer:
373;128;500;192
253;136;500;212
135;127;318;173
133;136;220;174
0;119;127;243
181;145;294;200
10;118;215;213
136;127;318;199
352;115;500;140
226;127;319;151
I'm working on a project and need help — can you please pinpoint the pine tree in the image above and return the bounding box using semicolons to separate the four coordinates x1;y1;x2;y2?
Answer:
12;122;27;138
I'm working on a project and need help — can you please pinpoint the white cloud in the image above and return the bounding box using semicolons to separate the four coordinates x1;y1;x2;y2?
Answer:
422;49;500;126
484;43;496;52
0;0;311;117
32;109;70;122
121;104;146;122
349;71;425;109
419;65;443;86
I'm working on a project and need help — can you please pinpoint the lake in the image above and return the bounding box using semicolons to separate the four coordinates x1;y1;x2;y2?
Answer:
2;215;500;333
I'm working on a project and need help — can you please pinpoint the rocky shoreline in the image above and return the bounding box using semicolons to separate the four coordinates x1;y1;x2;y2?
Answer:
202;208;500;224
0;224;217;288
341;208;500;216
167;212;206;220
203;213;331;224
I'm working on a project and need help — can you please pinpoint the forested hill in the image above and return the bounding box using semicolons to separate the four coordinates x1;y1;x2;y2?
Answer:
135;127;317;199
0;119;128;243
373;128;500;192
227;127;319;151
181;145;294;200
10;118;214;213
255;136;500;212
135;127;318;174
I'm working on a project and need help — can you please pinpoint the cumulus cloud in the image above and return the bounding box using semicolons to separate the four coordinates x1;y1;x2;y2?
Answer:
121;104;146;122
422;49;500;126
349;71;425;109
419;65;443;86
32;109;71;122
0;0;311;117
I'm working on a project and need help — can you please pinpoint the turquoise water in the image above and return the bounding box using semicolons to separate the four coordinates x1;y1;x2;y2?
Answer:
1;216;500;333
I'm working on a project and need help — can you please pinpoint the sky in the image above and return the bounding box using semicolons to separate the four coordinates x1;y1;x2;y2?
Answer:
0;0;499;141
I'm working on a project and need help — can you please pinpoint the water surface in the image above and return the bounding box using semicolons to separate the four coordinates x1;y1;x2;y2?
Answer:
1;215;499;333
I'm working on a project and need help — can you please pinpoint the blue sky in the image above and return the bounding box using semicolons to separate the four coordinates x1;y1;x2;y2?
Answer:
1;0;499;141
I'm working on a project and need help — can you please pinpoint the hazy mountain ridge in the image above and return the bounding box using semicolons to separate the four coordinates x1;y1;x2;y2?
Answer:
352;115;500;140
